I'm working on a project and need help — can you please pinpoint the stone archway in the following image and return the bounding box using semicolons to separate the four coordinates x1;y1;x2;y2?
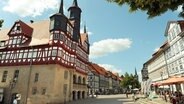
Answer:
72;91;76;100
73;75;77;84
82;77;86;84
82;91;85;99
78;76;81;84
77;91;81;99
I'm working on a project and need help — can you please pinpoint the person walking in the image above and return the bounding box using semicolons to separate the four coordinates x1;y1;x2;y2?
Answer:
132;91;136;102
126;90;129;98
13;99;17;104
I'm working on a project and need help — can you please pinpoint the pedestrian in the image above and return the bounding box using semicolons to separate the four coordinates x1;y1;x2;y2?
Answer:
132;91;135;102
13;99;17;104
126;90;128;98
95;91;98;98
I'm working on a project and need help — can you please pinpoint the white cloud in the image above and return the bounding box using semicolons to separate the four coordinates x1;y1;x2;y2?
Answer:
3;0;58;17
90;38;132;58
98;64;123;74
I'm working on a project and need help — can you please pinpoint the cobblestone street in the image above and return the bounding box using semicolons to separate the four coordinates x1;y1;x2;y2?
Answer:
67;94;134;104
67;94;171;104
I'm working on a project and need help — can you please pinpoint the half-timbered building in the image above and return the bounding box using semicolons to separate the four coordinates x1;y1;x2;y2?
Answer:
0;0;89;104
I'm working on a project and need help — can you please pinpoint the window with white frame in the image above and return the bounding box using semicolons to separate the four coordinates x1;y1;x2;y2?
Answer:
52;47;57;56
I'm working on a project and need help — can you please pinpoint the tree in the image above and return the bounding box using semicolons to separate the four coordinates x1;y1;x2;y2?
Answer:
120;72;140;90
0;19;3;28
121;72;130;89
107;0;184;18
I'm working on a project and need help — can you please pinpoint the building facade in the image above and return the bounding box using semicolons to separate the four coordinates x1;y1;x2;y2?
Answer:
164;21;184;93
142;20;184;94
0;0;90;104
87;62;100;96
87;63;121;95
145;42;169;83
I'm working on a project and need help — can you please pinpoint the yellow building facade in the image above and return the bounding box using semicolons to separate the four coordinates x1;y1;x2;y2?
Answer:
0;0;89;104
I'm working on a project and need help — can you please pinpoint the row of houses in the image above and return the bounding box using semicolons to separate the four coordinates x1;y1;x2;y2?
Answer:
87;63;122;96
141;20;184;94
0;0;122;104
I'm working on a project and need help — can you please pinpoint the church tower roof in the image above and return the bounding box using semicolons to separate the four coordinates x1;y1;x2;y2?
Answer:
59;0;64;14
135;68;138;76
72;0;78;7
84;23;87;33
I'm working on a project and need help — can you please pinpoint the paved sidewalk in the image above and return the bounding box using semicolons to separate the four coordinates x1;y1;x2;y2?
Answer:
67;94;136;104
136;94;171;104
67;94;171;104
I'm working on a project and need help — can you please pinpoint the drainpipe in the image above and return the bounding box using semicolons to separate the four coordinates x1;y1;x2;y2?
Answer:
163;49;174;92
163;51;170;78
25;46;34;104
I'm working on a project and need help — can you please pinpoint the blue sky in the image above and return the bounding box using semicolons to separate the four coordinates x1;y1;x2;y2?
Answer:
0;0;182;76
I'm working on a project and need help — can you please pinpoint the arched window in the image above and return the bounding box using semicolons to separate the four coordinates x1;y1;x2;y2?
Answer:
83;77;86;84
78;76;81;84
73;75;77;84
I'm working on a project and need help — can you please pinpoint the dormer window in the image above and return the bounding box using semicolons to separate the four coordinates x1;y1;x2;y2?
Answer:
8;20;33;39
168;23;181;41
16;26;20;31
11;24;21;34
0;41;5;47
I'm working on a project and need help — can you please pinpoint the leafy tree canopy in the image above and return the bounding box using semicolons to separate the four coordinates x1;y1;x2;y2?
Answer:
0;20;3;28
120;72;140;89
107;0;184;18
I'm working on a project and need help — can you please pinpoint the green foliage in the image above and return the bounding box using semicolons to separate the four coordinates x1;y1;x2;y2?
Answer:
107;0;184;18
0;19;3;28
120;72;140;89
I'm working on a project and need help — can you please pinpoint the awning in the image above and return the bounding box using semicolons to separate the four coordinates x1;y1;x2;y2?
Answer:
159;85;169;88
160;76;184;85
151;82;161;86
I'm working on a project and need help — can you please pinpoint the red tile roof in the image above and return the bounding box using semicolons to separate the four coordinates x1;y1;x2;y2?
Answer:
89;63;108;76
8;20;33;38
88;63;99;74
0;20;88;47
